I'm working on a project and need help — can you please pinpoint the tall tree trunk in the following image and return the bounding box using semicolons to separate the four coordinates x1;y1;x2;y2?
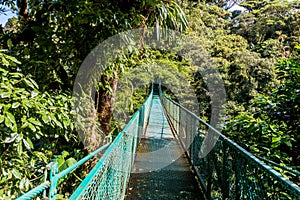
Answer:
97;76;118;135
17;0;29;19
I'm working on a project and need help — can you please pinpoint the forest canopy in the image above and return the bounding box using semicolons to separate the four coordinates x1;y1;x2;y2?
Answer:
0;0;299;198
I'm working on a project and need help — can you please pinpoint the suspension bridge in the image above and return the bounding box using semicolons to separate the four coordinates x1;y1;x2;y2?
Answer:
17;84;300;200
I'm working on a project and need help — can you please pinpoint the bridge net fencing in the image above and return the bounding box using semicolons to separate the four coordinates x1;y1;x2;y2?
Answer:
69;123;137;200
17;92;152;200
69;92;152;200
160;93;300;200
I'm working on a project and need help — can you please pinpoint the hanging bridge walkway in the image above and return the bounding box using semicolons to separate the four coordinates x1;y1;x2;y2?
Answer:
125;96;203;200
17;86;300;200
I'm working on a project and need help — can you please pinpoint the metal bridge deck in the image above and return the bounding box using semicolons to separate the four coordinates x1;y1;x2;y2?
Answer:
125;96;204;200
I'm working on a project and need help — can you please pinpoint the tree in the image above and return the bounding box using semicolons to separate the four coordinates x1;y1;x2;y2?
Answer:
232;0;300;58
224;47;300;184
184;2;275;106
205;0;246;10
0;0;189;196
3;0;188;135
0;52;79;198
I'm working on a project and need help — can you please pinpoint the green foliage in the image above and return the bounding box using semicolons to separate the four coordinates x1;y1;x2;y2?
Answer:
1;0;299;197
234;0;300;57
185;2;276;106
114;48;196;129
185;0;299;184
225;52;300;183
155;1;188;32
1;0;188;92
0;0;17;15
0;53;79;198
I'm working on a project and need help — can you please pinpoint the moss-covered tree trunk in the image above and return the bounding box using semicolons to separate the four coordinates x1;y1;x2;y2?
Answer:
97;76;118;135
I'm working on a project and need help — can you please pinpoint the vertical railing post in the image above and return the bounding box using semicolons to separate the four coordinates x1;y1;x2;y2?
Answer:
190;117;195;164
121;134;128;198
131;114;139;167
207;154;212;199
138;105;145;143
222;143;230;199
176;105;179;132
42;166;49;198
48;162;59;200
187;114;192;157
185;112;188;151
178;104;181;140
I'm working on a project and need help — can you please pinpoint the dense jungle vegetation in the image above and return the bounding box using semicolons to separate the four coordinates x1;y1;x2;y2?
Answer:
0;0;299;198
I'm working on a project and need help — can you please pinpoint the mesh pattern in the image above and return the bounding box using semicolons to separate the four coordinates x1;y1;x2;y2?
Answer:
76;131;135;200
69;92;153;200
19;92;153;200
16;182;49;200
160;93;300;200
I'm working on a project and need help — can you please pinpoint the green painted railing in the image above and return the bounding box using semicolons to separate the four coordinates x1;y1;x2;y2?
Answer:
69;90;152;200
17;90;153;200
17;84;300;200
159;90;300;199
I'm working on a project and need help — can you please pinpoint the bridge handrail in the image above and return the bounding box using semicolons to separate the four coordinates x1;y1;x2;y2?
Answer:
15;181;50;200
69;131;129;199
16;143;111;200
17;89;153;200
69;90;153;199
159;91;300;199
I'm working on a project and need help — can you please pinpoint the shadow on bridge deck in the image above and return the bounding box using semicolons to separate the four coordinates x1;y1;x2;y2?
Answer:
125;96;204;200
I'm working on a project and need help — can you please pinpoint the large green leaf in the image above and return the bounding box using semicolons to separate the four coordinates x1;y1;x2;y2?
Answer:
4;117;12;129
28;118;42;126
12;102;21;109
17;140;23;155
22;137;33;150
0;115;4;123
3;133;18;143
23;79;36;89
12;168;21;180
59;157;77;172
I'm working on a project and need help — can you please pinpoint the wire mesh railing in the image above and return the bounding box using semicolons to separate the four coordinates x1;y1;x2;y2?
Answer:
17;90;153;200
159;91;300;200
69;90;153;200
